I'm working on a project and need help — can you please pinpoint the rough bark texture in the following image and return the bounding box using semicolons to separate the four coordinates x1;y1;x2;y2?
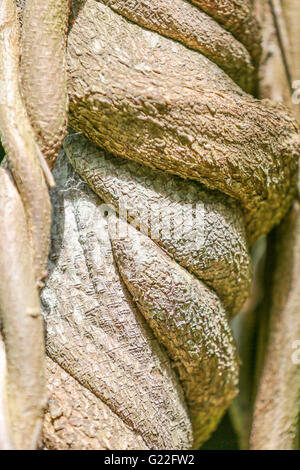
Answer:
250;201;300;449
6;0;299;450
41;154;193;450
43;358;149;450
250;0;300;450
0;168;45;450
255;0;291;106
109;215;239;448
20;0;70;169
0;0;51;285
97;0;255;93
67;0;299;244
65;133;251;316
39;0;300;449
186;0;261;64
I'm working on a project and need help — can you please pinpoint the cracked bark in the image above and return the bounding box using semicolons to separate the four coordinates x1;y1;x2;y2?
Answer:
96;0;255;93
64;133;251;316
43;357;149;450
108;214;239;447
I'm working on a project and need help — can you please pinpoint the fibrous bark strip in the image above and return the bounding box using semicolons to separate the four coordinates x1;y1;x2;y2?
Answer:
6;0;300;450
42;0;299;448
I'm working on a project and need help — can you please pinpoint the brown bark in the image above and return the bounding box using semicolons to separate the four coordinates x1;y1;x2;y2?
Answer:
251;202;300;449
5;0;299;450
0;168;45;450
67;0;299;244
20;0;70;169
280;0;300;122
97;0;255;93
42;0;299;449
0;0;50;450
0;0;51;285
64;133;251;316
187;0;262;64
250;0;300;450
109;215;239;447
0;334;12;450
0;0;69;449
41;154;193;449
43;358;149;450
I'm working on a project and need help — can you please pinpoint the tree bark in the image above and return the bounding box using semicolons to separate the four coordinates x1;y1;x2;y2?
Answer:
41;154;193;449
250;0;300;450
67;0;299;244
2;0;299;450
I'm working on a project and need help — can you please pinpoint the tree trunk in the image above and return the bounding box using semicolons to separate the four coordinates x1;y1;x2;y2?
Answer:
0;0;299;450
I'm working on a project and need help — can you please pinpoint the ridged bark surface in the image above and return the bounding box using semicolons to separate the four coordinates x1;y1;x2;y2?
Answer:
109;215;239;447
41;0;300;449
97;0;255;93
43;358;149;450
41;154;193;449
187;0;261;64
8;0;299;450
65;133;251;316
67;0;299;244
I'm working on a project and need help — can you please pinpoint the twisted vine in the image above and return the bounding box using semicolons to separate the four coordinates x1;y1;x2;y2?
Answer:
0;0;69;449
43;0;299;449
0;0;299;449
